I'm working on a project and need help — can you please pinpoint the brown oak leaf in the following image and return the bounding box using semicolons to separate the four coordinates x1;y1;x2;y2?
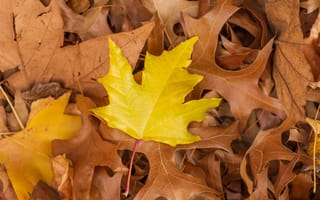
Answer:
181;0;285;129
132;142;220;200
99;125;220;199
240;116;311;198
52;96;124;200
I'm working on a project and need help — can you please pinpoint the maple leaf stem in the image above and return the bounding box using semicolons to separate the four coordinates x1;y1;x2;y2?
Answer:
123;139;143;197
0;85;25;129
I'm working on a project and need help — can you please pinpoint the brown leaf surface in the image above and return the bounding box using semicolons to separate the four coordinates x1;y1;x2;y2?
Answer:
52;96;124;200
241;116;311;198
142;0;198;44
181;121;240;151
265;0;314;122
133;142;220;200
90;167;122;200
57;0;112;41
182;0;285;129
0;0;153;100
99;125;221;199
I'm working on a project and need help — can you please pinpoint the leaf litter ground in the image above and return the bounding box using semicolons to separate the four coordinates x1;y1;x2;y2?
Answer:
0;0;320;200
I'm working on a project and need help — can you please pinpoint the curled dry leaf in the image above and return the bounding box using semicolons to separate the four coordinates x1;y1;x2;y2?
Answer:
241;116;311;198
147;14;165;56
52;95;124;200
182;0;285;129
0;0;153;100
0;93;81;200
51;155;72;199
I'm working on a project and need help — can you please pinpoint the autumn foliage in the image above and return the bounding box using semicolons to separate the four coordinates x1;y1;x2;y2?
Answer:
0;0;320;199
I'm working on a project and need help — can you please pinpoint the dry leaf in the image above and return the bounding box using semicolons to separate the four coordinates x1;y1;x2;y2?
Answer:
301;0;320;14
90;167;122;200
67;0;90;13
132;142;220;199
109;0;152;32
0;0;153;100
51;155;73;199
57;0;113;40
7;91;28;131
0;93;81;200
142;0;198;44
52;96;124;200
241;116;311;198
182;0;284;129
265;0;314;122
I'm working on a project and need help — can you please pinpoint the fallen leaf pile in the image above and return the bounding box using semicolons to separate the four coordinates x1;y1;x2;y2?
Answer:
0;0;320;199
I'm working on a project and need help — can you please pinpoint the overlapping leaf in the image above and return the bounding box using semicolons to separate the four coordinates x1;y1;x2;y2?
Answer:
0;0;153;100
52;95;124;200
181;0;285;128
0;93;81;200
266;0;314;122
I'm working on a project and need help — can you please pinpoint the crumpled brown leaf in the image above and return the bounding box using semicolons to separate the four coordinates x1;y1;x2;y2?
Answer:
52;96;125;200
0;0;153;101
182;0;284;129
240;116;311;198
265;0;314;122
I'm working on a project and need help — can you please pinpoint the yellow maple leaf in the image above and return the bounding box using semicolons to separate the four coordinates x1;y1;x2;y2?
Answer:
92;37;221;146
0;93;81;200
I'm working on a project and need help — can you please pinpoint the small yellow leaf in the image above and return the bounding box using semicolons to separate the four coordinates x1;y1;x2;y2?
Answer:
92;37;221;146
0;93;81;200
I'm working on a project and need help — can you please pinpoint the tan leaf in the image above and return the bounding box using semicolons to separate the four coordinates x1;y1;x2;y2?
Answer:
265;0;314;122
52;96;124;200
182;0;284;129
142;0;198;44
57;0;113;40
0;0;153;101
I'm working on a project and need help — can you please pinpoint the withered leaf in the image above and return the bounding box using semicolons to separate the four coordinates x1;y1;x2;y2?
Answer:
240;116;311;198
57;0;112;41
142;0;198;44
181;121;240;151
133;142;220;200
0;0;153;100
182;0;284;129
52;96;124;200
265;0;314;122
